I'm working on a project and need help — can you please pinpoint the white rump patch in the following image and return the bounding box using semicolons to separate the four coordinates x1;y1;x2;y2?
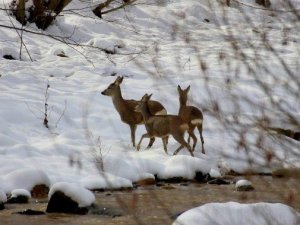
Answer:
191;119;203;125
180;123;189;130
155;109;167;115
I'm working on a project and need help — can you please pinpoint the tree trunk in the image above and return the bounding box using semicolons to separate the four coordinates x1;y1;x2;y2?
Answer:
15;0;26;25
14;0;71;30
93;0;114;18
255;0;271;7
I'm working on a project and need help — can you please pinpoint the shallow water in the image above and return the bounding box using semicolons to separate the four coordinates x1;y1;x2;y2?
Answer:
1;176;299;225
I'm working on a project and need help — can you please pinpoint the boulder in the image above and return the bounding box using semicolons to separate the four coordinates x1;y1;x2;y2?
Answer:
46;191;90;214
46;182;95;214
31;184;49;198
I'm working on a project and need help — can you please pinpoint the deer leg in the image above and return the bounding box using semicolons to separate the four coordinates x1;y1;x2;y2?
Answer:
162;137;168;154
173;145;183;155
187;134;191;145
165;135;169;145
188;130;197;152
137;133;150;151
197;124;205;154
146;137;155;149
172;133;194;157
130;124;137;147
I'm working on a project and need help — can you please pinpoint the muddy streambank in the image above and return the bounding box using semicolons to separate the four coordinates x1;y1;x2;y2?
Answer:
1;175;299;225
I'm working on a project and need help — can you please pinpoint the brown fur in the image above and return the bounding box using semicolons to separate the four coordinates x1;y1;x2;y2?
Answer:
178;85;205;154
101;76;167;148
136;94;193;156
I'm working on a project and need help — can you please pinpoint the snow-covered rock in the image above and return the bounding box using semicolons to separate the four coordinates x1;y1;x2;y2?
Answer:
7;189;31;204
1;168;50;194
173;202;300;225
47;182;95;214
235;179;254;191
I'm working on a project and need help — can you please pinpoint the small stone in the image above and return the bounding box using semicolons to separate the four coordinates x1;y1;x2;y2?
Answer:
3;55;15;60
17;209;45;215
208;178;230;185
235;179;254;191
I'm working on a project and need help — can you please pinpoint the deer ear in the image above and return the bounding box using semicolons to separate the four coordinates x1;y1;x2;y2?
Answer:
177;85;181;92
148;94;153;99
115;76;123;85
186;85;190;92
141;93;148;101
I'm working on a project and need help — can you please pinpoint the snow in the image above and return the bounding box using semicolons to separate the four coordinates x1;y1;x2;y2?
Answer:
0;168;50;194
0;0;299;198
49;182;95;207
235;179;252;188
173;202;300;225
80;173;133;190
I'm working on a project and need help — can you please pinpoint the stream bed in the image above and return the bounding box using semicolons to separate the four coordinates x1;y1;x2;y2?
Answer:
0;175;299;225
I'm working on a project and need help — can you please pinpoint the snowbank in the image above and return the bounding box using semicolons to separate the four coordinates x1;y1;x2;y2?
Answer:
0;168;50;194
80;173;133;190
173;202;300;225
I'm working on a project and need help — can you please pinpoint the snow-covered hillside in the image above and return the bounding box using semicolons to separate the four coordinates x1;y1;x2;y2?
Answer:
0;0;299;193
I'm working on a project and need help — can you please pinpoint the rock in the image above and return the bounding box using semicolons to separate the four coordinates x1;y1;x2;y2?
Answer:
46;191;90;214
31;184;49;198
208;178;230;185
256;0;271;7
235;179;254;191
17;209;45;215
0;190;7;210
46;182;95;214
7;189;31;204
3;55;15;60
135;178;156;186
195;172;210;183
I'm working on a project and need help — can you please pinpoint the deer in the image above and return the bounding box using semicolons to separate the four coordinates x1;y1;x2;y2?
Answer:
136;93;194;157
101;76;167;148
177;85;205;154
